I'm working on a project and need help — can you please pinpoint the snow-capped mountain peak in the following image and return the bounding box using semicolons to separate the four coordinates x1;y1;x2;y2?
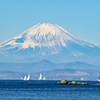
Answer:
0;23;95;49
0;23;100;64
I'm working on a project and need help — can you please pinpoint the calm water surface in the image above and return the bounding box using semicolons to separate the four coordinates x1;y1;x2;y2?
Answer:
0;80;100;100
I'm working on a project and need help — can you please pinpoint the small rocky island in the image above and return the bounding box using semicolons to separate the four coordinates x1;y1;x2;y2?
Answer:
54;80;88;85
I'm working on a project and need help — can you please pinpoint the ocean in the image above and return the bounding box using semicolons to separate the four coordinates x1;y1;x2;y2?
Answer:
0;80;100;100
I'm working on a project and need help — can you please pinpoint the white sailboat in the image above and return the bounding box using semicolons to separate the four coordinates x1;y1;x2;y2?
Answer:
27;74;30;80
43;77;46;80
23;75;27;80
23;74;30;80
98;76;100;82
39;73;42;80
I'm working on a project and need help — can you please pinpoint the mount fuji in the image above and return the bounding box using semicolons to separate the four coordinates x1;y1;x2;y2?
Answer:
0;23;100;64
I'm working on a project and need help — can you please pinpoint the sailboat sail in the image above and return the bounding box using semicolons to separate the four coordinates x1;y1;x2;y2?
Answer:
98;76;100;81
27;74;30;80
23;74;30;80
39;73;42;80
23;75;27;80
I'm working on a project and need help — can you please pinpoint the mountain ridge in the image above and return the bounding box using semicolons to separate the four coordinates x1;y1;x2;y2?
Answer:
0;67;99;80
0;59;99;73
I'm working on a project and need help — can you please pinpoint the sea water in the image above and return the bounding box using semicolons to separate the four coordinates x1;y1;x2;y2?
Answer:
0;80;100;100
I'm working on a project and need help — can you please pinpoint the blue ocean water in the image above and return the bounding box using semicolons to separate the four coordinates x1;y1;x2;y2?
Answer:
0;80;100;100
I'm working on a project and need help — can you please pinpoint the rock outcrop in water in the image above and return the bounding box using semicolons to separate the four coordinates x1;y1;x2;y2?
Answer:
54;80;88;85
61;80;69;84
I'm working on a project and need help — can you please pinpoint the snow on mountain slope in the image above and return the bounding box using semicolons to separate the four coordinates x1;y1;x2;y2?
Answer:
0;23;100;64
0;23;96;50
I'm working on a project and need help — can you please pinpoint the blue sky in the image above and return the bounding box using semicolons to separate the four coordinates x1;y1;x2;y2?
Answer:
0;0;100;46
